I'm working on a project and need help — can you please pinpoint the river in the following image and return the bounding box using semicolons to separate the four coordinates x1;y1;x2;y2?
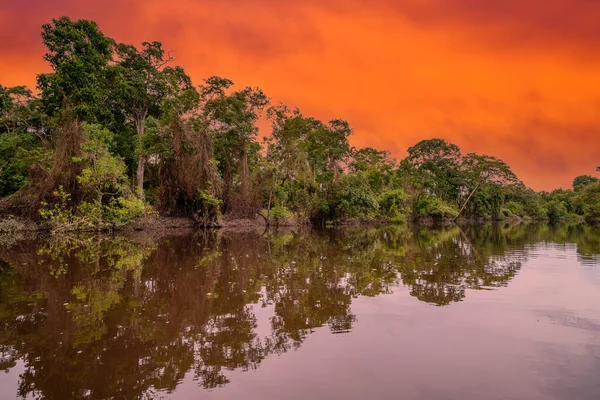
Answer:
0;222;599;399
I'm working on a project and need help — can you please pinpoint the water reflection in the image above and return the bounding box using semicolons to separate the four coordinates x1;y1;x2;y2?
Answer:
0;222;598;399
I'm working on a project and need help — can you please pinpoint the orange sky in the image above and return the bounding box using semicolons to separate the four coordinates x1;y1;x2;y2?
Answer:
1;0;599;190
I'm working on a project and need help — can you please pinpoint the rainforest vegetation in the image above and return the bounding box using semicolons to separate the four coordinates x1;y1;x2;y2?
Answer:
0;17;598;230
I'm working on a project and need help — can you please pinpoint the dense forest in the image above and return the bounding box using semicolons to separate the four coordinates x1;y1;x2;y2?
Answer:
0;17;598;231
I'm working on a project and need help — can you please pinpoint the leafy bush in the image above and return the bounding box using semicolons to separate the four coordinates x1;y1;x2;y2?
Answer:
505;201;525;218
270;205;293;219
0;131;50;196
325;173;379;221
578;181;600;221
196;190;221;225
546;200;567;221
416;195;458;220
378;189;407;223
39;186;82;230
104;195;145;224
500;208;514;219
39;124;143;232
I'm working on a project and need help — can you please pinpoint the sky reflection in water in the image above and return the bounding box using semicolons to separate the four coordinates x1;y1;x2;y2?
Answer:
0;222;599;399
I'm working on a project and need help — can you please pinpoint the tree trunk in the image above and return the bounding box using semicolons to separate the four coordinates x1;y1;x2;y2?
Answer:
97;194;103;232
136;156;145;198
135;115;146;198
266;168;278;224
223;159;232;214
240;152;249;198
455;183;480;220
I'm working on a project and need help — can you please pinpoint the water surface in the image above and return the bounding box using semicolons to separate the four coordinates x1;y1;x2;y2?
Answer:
0;223;599;399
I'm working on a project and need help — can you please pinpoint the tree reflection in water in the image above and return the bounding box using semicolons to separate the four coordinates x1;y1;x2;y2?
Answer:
0;222;598;398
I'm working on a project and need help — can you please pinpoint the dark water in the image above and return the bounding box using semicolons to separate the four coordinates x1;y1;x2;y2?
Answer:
0;223;599;400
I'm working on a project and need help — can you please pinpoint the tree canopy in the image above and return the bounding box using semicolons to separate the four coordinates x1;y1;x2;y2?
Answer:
0;17;598;228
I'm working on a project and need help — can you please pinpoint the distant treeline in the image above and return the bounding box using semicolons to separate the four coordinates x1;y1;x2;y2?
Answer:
0;17;598;230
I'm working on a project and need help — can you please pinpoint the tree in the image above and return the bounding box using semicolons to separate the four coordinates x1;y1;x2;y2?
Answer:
577;181;600;221
405;138;463;202
351;147;396;195
200;77;269;215
113;41;173;196
0;85;48;197
546;199;568;221
350;147;393;173
39;123;143;231
263;105;315;220
0;17;120;218
303;118;353;188
36;16;115;123
0;85;44;137
406;138;461;168
457;153;519;218
573;175;598;191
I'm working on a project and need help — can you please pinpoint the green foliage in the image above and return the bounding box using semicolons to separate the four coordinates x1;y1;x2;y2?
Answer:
0;84;49;196
0;85;44;134
573;175;598;191
500;208;514;219
192;76;269;215
39;186;79;229
196;190;222;225
508;187;547;219
76;123;128;197
38;124;142;231
406;139;462;202
505;201;525;218
332;173;379;220
577;181;600;220
270;205;293;219
105;195;146;223
416;195;459;220
546;200;568;221
37;16;115;123
1;17;596;230
0;131;49;196
378;189;407;223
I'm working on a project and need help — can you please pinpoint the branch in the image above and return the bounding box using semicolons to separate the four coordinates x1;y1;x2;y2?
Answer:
455;182;481;220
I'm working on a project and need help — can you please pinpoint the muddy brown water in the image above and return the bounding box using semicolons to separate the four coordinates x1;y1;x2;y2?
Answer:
0;223;599;399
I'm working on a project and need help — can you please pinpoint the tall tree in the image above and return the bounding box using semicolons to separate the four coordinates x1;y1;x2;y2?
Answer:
304;118;353;188
264;105;315;218
405;138;463;202
0;85;44;137
1;17;117;216
37;16;115;124
113;41;172;196
457;153;519;218
200;77;269;214
573;175;598;191
0;85;48;196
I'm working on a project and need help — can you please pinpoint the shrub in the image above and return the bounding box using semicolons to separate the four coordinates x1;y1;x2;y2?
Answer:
416;195;458;220
104;195;145;224
500;208;514;219
39;124;143;232
378;189;407;223
505;201;525;218
578;181;600;221
546;200;567;221
317;173;379;223
270;205;292;219
195;190;221;225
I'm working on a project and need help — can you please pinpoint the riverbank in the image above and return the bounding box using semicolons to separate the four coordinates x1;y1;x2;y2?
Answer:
0;214;591;234
0;214;308;233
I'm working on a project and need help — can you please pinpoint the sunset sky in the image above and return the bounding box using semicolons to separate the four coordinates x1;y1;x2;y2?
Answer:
1;0;599;190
